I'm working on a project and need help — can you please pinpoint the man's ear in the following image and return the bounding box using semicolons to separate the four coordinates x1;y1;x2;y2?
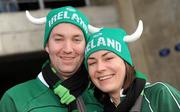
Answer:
45;44;49;53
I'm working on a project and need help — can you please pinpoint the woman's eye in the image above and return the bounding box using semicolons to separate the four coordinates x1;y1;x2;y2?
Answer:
88;62;96;66
74;39;81;41
105;57;113;61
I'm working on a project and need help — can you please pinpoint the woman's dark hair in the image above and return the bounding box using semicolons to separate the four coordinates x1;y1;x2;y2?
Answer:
94;61;136;104
123;62;136;90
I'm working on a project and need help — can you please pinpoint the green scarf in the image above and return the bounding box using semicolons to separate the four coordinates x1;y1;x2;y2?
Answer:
42;62;89;112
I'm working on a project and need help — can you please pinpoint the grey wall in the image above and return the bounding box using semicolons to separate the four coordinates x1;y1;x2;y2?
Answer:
0;6;119;56
0;10;47;55
132;0;180;89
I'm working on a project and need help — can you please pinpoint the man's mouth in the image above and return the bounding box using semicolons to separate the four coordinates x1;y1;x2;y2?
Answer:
60;56;75;60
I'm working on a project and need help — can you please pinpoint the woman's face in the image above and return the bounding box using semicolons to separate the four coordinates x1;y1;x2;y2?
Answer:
87;50;126;94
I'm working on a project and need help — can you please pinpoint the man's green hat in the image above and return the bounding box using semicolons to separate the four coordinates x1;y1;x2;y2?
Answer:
84;28;133;68
44;6;89;48
25;6;89;48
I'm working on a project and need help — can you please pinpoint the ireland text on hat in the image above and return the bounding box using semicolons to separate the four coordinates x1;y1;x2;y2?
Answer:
48;11;88;34
85;37;121;54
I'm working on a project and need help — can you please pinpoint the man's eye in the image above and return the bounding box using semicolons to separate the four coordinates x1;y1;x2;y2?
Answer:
73;38;82;42
55;38;62;41
74;39;81;41
54;37;63;41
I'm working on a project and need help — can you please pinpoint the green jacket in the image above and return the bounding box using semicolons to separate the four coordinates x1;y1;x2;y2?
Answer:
0;73;103;112
140;82;180;112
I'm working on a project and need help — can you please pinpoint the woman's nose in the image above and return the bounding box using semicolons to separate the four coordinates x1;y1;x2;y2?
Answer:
96;61;106;73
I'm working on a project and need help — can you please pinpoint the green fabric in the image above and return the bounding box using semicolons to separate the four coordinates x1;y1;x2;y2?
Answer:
140;82;180;112
72;109;79;112
84;28;133;69
54;84;76;105
51;67;57;74
119;82;180;112
135;70;147;80
44;6;89;48
0;78;103;112
42;60;50;69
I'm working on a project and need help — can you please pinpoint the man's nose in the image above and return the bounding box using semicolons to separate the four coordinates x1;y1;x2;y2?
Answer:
62;41;73;54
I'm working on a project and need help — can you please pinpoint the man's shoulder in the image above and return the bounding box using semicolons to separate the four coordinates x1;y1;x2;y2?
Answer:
5;78;48;99
0;78;66;112
1;78;52;109
8;79;38;92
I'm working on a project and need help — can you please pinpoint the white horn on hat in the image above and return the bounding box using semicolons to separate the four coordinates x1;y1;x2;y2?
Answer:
26;10;46;24
88;25;102;33
123;20;143;42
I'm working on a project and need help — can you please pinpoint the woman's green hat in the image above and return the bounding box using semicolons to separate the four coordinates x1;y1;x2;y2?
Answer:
84;28;133;68
85;20;143;69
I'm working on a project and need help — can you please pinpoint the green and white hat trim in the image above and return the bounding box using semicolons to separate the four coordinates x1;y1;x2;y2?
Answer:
26;6;101;48
85;20;143;68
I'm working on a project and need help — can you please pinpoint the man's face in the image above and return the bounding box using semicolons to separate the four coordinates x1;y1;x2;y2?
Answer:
45;23;86;79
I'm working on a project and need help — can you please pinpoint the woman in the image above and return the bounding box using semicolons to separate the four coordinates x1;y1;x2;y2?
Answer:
84;21;180;112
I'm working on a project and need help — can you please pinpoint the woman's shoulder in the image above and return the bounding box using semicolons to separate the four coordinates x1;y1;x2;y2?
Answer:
142;82;180;111
145;82;170;89
82;83;103;105
143;82;180;105
144;82;179;92
82;83;97;102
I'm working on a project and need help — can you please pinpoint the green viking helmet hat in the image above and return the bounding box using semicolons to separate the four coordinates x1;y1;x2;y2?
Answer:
25;6;101;47
85;20;143;68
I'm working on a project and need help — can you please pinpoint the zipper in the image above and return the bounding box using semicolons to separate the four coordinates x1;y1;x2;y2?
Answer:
76;97;86;112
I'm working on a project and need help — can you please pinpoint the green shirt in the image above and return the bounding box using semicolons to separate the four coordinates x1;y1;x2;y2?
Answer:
141;82;180;112
0;73;103;112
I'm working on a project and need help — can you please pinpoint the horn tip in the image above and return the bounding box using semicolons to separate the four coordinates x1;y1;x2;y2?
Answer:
25;10;29;14
139;20;143;27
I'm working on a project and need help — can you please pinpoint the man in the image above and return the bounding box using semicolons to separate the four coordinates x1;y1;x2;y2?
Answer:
0;6;103;112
